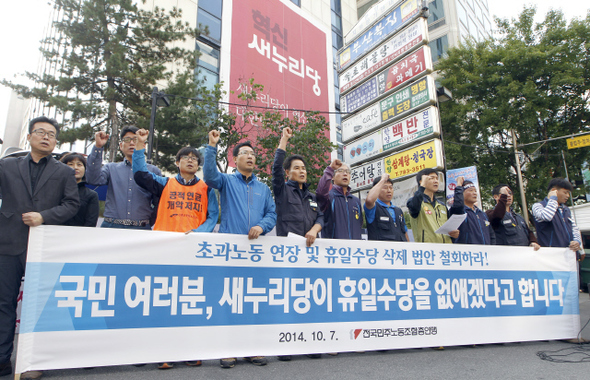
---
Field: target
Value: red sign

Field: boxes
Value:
[229,0,330,135]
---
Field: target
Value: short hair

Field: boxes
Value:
[60,153,87,169]
[547,178,573,192]
[462,180,474,188]
[29,116,60,135]
[415,168,438,185]
[284,154,307,171]
[232,141,254,158]
[492,184,511,196]
[372,175,394,187]
[119,125,139,139]
[175,147,202,166]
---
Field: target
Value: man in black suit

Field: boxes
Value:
[0,116,79,378]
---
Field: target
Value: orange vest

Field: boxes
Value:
[153,177,209,232]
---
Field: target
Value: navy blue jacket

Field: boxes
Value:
[453,204,495,245]
[272,149,323,237]
[317,166,362,240]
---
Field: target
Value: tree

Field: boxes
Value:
[147,75,236,173]
[436,8,590,211]
[2,0,200,161]
[254,111,335,191]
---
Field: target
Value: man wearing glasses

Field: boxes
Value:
[317,159,363,239]
[0,116,79,379]
[486,184,540,250]
[131,128,218,235]
[86,126,162,229]
[204,130,276,368]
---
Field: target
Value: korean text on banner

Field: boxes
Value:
[16,226,580,373]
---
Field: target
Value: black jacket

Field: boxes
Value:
[272,149,323,237]
[64,181,99,227]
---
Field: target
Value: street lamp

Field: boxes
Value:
[148,87,171,160]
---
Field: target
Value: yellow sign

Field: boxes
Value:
[567,134,590,150]
[384,140,443,180]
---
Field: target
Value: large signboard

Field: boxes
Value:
[344,0,400,45]
[380,76,436,123]
[338,0,421,71]
[341,46,432,114]
[344,130,384,166]
[17,226,580,373]
[350,158,385,191]
[227,0,331,132]
[384,139,444,181]
[382,106,440,151]
[340,18,428,94]
[342,76,436,143]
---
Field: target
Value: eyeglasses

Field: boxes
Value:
[238,151,256,157]
[180,155,199,162]
[31,129,56,139]
[121,137,138,143]
[335,168,351,174]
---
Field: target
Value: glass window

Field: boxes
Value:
[427,0,445,23]
[198,0,222,17]
[331,11,342,31]
[198,10,221,42]
[428,35,449,63]
[331,0,341,15]
[196,67,219,93]
[196,41,219,73]
[290,0,301,6]
[332,30,343,49]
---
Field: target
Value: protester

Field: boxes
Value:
[132,128,218,235]
[86,126,162,229]
[272,127,323,246]
[532,178,583,254]
[452,180,494,245]
[317,159,362,240]
[204,130,276,368]
[486,184,540,250]
[406,169,463,243]
[0,116,79,380]
[60,153,99,227]
[364,174,409,242]
[272,126,323,361]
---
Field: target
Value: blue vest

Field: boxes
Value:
[322,188,363,240]
[367,203,407,242]
[533,198,573,247]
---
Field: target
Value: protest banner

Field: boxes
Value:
[16,226,580,373]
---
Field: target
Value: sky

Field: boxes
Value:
[0,0,587,145]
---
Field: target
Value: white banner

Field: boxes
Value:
[17,226,580,373]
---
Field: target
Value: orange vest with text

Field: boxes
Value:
[153,178,209,232]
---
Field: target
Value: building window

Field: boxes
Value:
[427,0,446,31]
[429,35,449,63]
[290,0,301,6]
[196,1,222,90]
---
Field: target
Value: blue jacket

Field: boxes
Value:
[204,145,276,235]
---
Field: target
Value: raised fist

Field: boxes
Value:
[209,130,221,146]
[136,128,149,144]
[282,127,293,140]
[95,131,109,149]
[330,159,342,170]
[456,176,464,187]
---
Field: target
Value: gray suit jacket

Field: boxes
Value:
[0,154,80,256]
